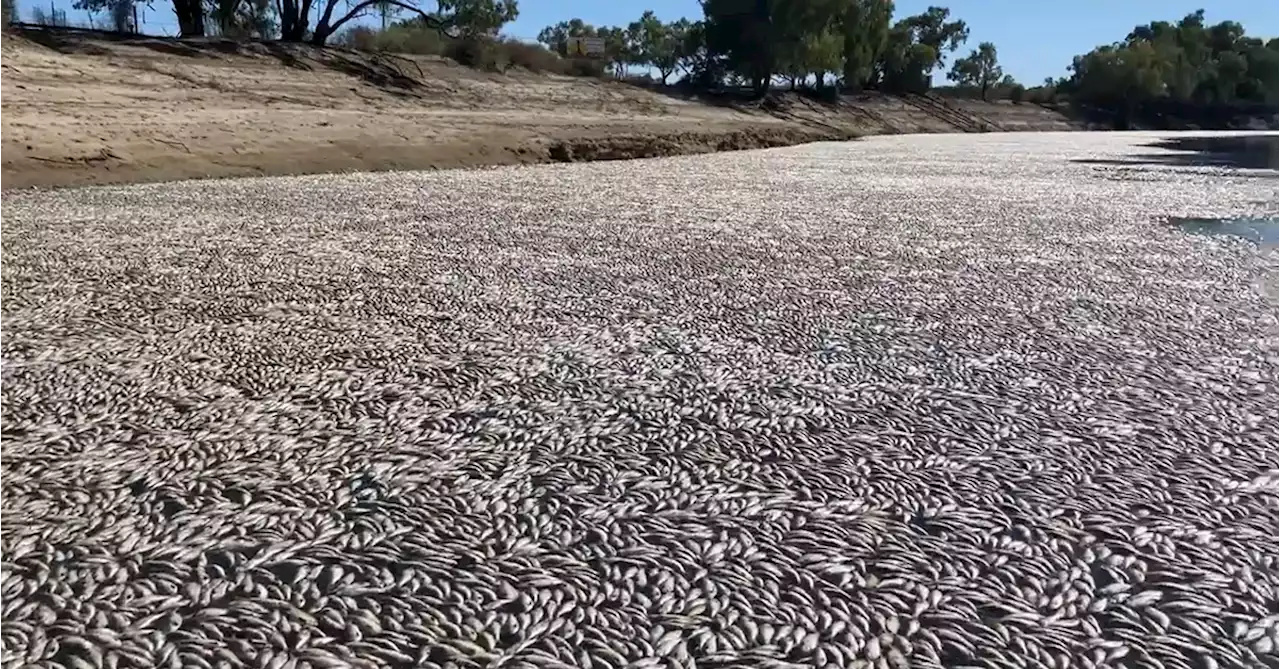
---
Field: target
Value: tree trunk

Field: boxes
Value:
[173,0,205,36]
[753,74,770,97]
[280,0,315,42]
[281,20,306,41]
[279,0,303,40]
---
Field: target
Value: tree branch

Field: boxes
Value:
[318,0,452,42]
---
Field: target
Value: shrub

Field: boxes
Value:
[335,24,605,78]
[335,21,448,56]
[380,22,447,55]
[563,57,607,78]
[1009,84,1026,104]
[494,37,562,73]
[337,25,382,51]
[443,36,494,68]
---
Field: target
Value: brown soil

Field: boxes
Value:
[0,27,1077,189]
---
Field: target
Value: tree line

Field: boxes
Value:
[47,0,514,43]
[13,0,1277,110]
[533,1,989,96]
[533,2,1277,110]
[1059,10,1278,110]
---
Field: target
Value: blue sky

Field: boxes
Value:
[19,0,1280,84]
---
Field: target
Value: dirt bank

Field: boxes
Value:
[1,27,1077,189]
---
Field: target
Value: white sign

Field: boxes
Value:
[567,36,606,57]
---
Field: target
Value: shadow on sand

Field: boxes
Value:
[1073,134,1279,170]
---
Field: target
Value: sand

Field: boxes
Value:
[0,27,1076,188]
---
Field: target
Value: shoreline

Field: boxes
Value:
[1,30,1075,190]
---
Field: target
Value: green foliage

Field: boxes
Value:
[596,25,636,75]
[878,23,936,93]
[873,6,966,94]
[445,35,561,72]
[675,20,718,84]
[1069,41,1168,107]
[540,12,706,85]
[345,0,1276,119]
[338,19,445,53]
[449,0,518,37]
[338,20,568,74]
[772,0,842,87]
[284,0,516,45]
[535,17,638,76]
[373,0,398,30]
[948,41,1001,99]
[897,5,968,69]
[700,0,782,94]
[1067,9,1278,108]
[840,0,892,90]
[627,11,688,83]
[206,0,275,37]
[799,27,843,88]
[536,18,596,55]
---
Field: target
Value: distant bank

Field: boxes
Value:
[0,28,1089,189]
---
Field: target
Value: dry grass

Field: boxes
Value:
[334,24,601,76]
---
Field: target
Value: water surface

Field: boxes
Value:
[1169,215,1279,246]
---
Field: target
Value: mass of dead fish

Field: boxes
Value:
[1,132,1276,669]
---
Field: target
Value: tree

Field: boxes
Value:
[75,0,201,34]
[374,0,399,30]
[701,0,782,95]
[629,12,689,84]
[278,0,517,45]
[868,6,965,94]
[172,0,205,34]
[770,0,842,89]
[537,17,595,55]
[109,0,135,31]
[1066,7,1278,112]
[897,5,968,71]
[699,0,852,95]
[675,20,718,85]
[802,27,843,90]
[662,19,695,82]
[840,0,893,91]
[1008,83,1024,103]
[1237,38,1279,102]
[1068,41,1168,126]
[206,0,275,37]
[948,41,1002,100]
[877,21,936,93]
